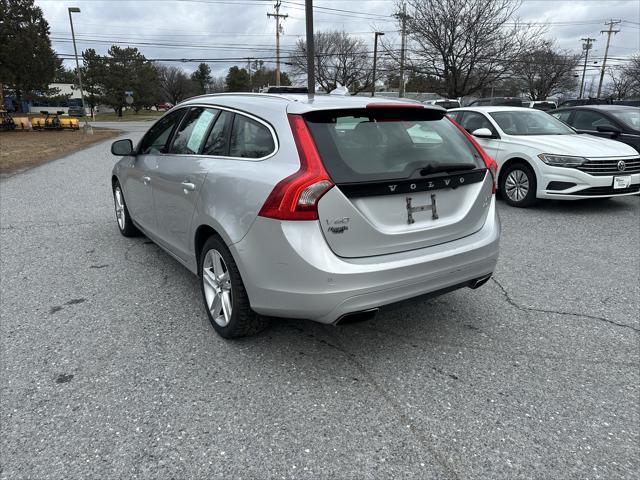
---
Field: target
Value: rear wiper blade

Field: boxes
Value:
[419,163,477,176]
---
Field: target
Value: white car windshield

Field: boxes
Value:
[490,110,576,136]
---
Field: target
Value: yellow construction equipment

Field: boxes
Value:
[59,116,80,130]
[0,110,16,131]
[12,116,30,130]
[32,111,79,130]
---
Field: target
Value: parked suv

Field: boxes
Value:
[468,97,523,107]
[111,94,500,337]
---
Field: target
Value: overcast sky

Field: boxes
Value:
[36,0,640,86]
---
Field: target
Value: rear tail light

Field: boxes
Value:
[258,114,334,220]
[448,117,498,194]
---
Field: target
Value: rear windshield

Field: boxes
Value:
[304,108,484,183]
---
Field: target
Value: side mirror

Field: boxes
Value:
[596,125,621,136]
[471,127,495,139]
[111,139,135,156]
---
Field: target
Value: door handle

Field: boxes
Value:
[181,181,196,192]
[142,176,151,185]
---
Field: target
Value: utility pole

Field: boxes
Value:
[371,32,385,97]
[597,19,620,98]
[305,0,315,98]
[397,3,408,98]
[247,57,253,91]
[579,37,595,99]
[267,1,288,87]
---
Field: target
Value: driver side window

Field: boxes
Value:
[572,111,616,131]
[138,109,186,154]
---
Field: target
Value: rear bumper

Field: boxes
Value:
[231,199,500,324]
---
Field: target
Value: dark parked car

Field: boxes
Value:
[549,105,640,153]
[522,101,557,111]
[557,98,613,108]
[614,100,640,107]
[468,97,523,107]
[425,99,461,109]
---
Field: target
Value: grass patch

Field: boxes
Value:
[0,128,120,176]
[90,110,164,122]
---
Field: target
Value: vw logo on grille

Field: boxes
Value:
[617,160,626,171]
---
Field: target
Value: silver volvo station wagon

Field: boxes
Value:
[111,94,500,338]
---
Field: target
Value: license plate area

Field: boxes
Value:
[406,193,438,224]
[613,175,631,189]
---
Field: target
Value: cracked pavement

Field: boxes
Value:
[1,127,639,479]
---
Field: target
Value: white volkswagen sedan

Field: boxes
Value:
[448,106,640,207]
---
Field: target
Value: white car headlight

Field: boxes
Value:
[538,154,587,167]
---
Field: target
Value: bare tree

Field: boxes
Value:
[289,31,373,94]
[156,64,194,105]
[513,41,580,100]
[396,0,543,98]
[606,65,636,100]
[608,54,640,99]
[209,76,225,93]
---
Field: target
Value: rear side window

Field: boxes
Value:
[202,110,233,156]
[139,109,186,154]
[304,108,483,183]
[229,114,275,158]
[169,107,219,154]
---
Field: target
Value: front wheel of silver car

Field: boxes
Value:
[500,163,537,208]
[199,236,268,338]
[113,181,140,237]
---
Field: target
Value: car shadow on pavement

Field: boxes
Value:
[497,196,639,214]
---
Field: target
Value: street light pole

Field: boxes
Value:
[371,32,384,97]
[68,7,91,132]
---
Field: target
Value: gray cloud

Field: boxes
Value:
[37,0,639,83]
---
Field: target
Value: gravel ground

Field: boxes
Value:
[1,129,638,479]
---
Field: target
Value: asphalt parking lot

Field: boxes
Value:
[1,126,638,479]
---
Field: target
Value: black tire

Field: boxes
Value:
[112,181,141,237]
[499,162,537,208]
[199,236,268,338]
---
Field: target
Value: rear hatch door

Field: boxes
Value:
[306,106,493,258]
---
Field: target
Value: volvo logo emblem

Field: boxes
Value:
[617,160,626,171]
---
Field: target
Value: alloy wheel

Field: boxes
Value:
[202,249,233,327]
[114,187,125,230]
[505,169,529,203]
